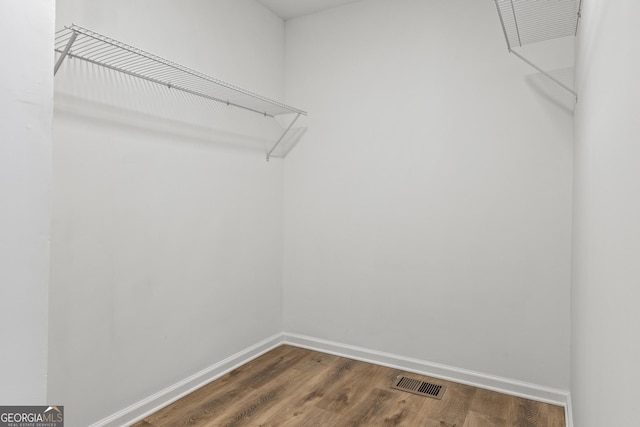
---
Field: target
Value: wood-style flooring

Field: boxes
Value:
[132,345,565,426]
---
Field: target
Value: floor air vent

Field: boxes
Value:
[391,376,446,400]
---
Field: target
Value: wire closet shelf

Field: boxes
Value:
[54,24,307,160]
[493,0,582,97]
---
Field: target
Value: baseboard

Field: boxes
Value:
[89,332,573,427]
[89,333,284,427]
[565,393,574,427]
[283,333,571,409]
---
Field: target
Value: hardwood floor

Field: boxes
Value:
[132,345,565,426]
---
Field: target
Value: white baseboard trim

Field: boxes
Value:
[565,393,574,427]
[283,333,571,409]
[89,333,284,427]
[89,332,573,427]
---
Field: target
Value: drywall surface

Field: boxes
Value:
[283,0,573,390]
[50,1,285,425]
[0,0,54,404]
[572,1,640,425]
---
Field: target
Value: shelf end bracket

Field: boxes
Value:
[54,31,78,76]
[266,112,301,161]
[509,49,577,99]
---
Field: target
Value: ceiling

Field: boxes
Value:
[256,0,362,20]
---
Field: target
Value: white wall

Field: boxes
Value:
[0,0,54,404]
[283,0,573,390]
[572,1,640,425]
[49,1,286,425]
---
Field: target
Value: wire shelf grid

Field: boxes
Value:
[54,24,307,118]
[495,0,582,49]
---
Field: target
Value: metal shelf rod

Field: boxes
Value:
[64,51,278,117]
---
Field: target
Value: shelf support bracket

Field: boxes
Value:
[54,31,78,76]
[267,113,301,161]
[509,49,577,99]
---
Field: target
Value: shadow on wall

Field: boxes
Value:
[276,126,308,158]
[54,59,305,157]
